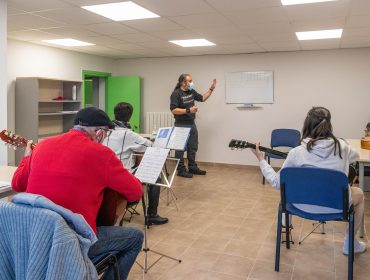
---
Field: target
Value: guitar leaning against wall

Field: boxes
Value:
[0,129,126,226]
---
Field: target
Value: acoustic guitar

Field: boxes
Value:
[229,138,357,184]
[0,129,126,226]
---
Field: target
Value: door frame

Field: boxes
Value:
[82,70,112,110]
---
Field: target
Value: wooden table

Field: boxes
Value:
[347,139,370,238]
[0,165,17,199]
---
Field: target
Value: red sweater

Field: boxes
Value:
[12,130,142,232]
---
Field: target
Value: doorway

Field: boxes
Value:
[82,70,111,111]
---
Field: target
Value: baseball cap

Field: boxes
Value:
[73,107,115,129]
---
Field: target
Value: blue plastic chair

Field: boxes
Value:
[263,129,301,184]
[275,167,354,280]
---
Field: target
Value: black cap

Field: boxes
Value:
[73,107,115,129]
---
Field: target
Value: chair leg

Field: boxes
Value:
[275,204,283,272]
[285,212,291,249]
[113,258,120,280]
[348,213,354,280]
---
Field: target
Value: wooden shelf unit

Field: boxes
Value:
[15,77,82,164]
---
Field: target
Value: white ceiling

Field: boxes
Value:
[6,0,370,59]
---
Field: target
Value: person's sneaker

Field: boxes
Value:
[342,238,367,255]
[189,168,207,175]
[148,214,169,225]
[177,170,193,178]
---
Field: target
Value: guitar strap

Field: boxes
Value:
[107,122,128,162]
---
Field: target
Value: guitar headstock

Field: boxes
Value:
[0,129,28,150]
[229,139,252,150]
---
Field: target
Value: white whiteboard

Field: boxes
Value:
[225,71,274,104]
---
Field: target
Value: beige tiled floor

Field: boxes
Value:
[125,165,370,280]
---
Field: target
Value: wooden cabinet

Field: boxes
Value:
[15,77,82,164]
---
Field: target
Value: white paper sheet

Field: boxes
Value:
[153,127,173,148]
[0,181,11,189]
[134,147,170,184]
[166,127,191,151]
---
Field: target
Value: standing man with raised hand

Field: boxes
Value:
[170,74,216,178]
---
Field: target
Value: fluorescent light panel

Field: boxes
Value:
[82,1,159,21]
[281,0,336,5]
[42,38,94,46]
[296,29,343,40]
[169,39,215,47]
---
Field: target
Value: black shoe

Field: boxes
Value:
[177,170,193,178]
[148,214,169,225]
[189,168,207,175]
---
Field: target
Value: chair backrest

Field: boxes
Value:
[280,167,349,214]
[270,129,301,148]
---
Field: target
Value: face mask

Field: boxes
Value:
[188,82,194,91]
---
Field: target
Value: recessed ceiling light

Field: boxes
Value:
[169,39,216,47]
[296,29,343,40]
[281,0,336,5]
[81,1,160,21]
[42,39,95,47]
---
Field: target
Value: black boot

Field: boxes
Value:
[177,170,193,178]
[189,167,206,175]
[148,214,169,225]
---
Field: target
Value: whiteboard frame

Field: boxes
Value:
[225,70,274,105]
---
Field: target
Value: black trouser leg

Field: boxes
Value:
[187,124,198,170]
[174,123,198,171]
[147,184,160,216]
[175,150,186,172]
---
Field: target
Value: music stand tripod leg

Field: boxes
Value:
[138,184,182,274]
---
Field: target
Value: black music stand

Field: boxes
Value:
[132,147,182,274]
[136,183,181,273]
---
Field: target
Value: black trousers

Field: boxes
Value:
[174,123,198,171]
[147,184,160,216]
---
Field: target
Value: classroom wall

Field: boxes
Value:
[6,39,114,165]
[0,0,7,165]
[113,48,370,166]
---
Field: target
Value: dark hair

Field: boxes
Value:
[174,74,190,90]
[366,122,370,130]
[301,106,342,158]
[114,102,133,123]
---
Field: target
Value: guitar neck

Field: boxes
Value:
[0,129,36,150]
[229,139,288,158]
[247,143,288,158]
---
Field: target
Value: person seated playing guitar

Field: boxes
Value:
[104,102,168,225]
[250,107,366,256]
[12,107,143,280]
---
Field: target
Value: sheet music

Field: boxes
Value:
[0,181,11,189]
[167,127,191,151]
[134,147,170,184]
[153,127,173,148]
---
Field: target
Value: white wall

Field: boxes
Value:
[113,48,370,166]
[0,0,7,165]
[7,39,114,165]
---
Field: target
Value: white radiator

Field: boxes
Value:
[145,112,174,133]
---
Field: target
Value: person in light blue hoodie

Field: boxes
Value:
[251,106,365,256]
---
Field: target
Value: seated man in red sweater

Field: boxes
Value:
[12,107,143,280]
